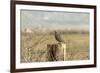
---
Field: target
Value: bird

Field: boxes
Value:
[54,31,65,43]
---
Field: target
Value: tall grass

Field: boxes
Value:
[21,32,89,63]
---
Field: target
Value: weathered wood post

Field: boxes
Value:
[61,43,67,61]
[47,43,66,61]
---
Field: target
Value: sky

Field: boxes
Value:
[20,9,90,31]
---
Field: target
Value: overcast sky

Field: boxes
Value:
[20,9,90,31]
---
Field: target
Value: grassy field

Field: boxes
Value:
[21,31,89,63]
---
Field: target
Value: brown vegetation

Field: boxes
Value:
[21,30,89,63]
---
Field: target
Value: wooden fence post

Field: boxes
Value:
[47,43,66,61]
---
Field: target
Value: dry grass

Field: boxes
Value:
[20,32,89,63]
